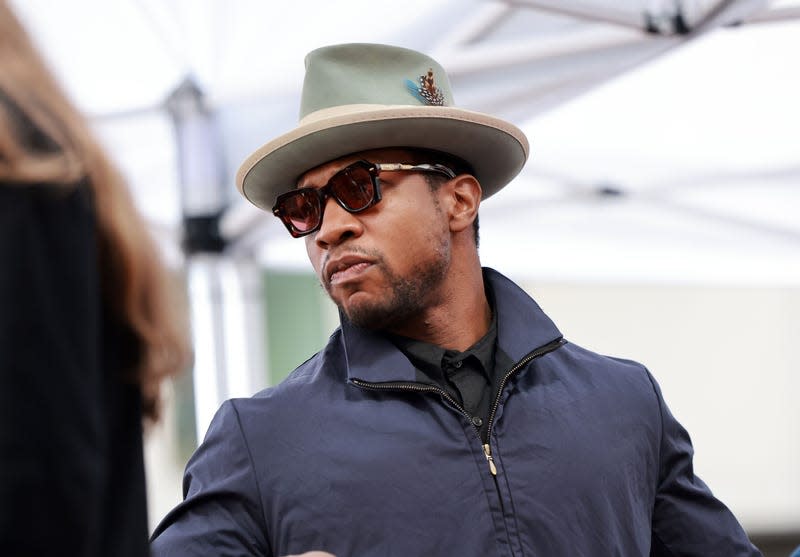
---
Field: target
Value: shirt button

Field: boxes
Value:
[454,360,463,368]
[471,416,483,427]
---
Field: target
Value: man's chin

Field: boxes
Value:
[339,297,395,331]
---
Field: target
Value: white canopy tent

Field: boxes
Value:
[11,0,800,539]
[12,0,800,285]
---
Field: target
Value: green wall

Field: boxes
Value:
[263,270,338,385]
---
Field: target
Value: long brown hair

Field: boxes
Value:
[0,1,192,421]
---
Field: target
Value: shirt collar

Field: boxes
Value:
[387,308,497,384]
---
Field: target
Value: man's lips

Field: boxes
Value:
[325,255,374,286]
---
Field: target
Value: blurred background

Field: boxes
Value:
[12,0,799,554]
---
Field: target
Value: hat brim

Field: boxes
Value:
[236,105,529,211]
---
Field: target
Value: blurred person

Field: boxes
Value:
[151,44,760,556]
[0,2,191,555]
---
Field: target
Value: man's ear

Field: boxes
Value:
[445,174,481,234]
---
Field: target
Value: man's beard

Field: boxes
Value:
[325,240,450,332]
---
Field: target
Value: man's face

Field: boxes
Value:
[297,148,452,331]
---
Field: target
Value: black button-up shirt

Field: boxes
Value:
[388,294,513,442]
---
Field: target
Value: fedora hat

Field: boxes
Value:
[236,43,529,211]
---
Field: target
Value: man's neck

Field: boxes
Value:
[386,268,491,352]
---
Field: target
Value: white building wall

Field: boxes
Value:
[522,280,800,533]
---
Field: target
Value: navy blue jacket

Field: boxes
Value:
[151,268,760,556]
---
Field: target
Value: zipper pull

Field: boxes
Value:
[483,443,497,476]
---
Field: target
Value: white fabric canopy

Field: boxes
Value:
[12,0,800,284]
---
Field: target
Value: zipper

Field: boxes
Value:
[484,337,566,443]
[482,444,498,475]
[479,337,565,476]
[352,336,566,476]
[350,380,470,419]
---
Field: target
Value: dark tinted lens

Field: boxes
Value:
[280,189,321,233]
[329,165,375,210]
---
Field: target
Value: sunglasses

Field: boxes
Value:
[272,160,456,238]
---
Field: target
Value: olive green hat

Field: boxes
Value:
[236,43,529,211]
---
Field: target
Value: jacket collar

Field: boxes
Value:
[340,267,562,384]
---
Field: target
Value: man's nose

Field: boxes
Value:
[314,196,363,249]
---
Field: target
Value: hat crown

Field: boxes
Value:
[299,43,455,119]
[236,42,529,212]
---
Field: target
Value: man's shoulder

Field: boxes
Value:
[558,340,649,373]
[548,340,659,398]
[234,327,347,409]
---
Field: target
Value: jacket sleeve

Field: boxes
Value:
[646,372,762,557]
[150,400,271,556]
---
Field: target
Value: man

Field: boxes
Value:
[151,43,761,556]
